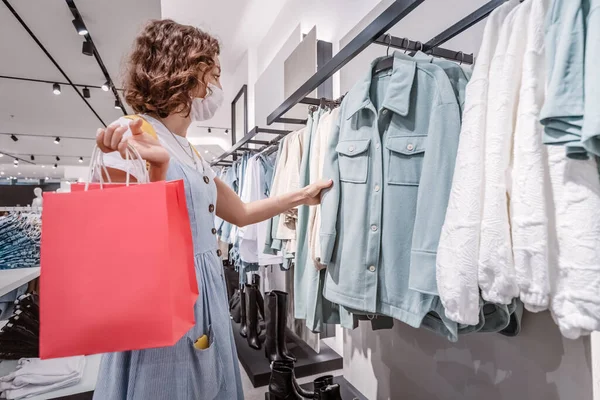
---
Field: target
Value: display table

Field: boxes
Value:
[0,355,100,400]
[0,267,40,297]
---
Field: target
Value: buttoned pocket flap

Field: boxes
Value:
[336,139,371,184]
[336,139,371,157]
[385,136,426,155]
[386,136,426,186]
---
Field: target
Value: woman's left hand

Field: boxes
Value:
[301,179,334,206]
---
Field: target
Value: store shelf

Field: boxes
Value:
[0,267,40,297]
[0,355,101,400]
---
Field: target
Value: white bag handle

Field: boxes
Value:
[85,143,150,191]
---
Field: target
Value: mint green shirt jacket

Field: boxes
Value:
[319,52,462,338]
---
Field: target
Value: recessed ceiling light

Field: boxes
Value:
[41,165,45,168]
[0,172,4,175]
[53,83,61,95]
[0,154,3,158]
[101,81,110,91]
[204,150,208,154]
[72,18,88,36]
[54,137,60,144]
[17,172,21,175]
[45,176,49,180]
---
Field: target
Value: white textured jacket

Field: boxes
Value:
[436,0,520,325]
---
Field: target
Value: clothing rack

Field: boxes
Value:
[210,127,291,166]
[266,0,506,126]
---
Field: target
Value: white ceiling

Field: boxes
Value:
[0,0,243,179]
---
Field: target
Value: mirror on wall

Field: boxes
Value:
[231,85,248,146]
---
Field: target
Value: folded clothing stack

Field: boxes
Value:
[0,356,85,400]
[0,294,39,360]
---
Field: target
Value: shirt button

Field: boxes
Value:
[374,184,380,192]
[382,109,388,115]
[407,144,414,151]
[371,225,378,232]
[376,143,380,149]
[203,176,210,184]
[208,204,215,213]
[211,228,217,234]
[348,145,355,152]
[368,265,376,272]
[216,249,222,257]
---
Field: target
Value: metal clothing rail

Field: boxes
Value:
[266,0,505,126]
[210,127,291,166]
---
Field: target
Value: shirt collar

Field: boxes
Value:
[344,51,417,120]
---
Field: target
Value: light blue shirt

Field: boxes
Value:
[319,52,462,340]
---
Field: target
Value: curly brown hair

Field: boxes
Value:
[124,19,220,118]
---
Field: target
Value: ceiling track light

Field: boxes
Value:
[10,134,18,142]
[114,100,121,109]
[101,81,110,92]
[79,157,83,163]
[72,18,88,36]
[53,83,61,95]
[225,129,229,134]
[82,40,94,56]
[30,155,35,161]
[208,128,212,133]
[56,156,60,162]
[53,164,57,169]
[83,87,90,98]
[54,137,60,144]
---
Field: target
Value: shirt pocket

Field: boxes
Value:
[336,139,371,183]
[386,136,426,186]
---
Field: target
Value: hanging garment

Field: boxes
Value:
[264,138,286,258]
[478,0,532,306]
[549,145,600,339]
[95,120,244,400]
[540,0,587,159]
[320,52,463,341]
[582,0,600,156]
[308,109,339,270]
[436,0,521,325]
[509,0,552,313]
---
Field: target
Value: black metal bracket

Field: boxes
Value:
[373,35,474,64]
[210,127,291,166]
[266,0,424,125]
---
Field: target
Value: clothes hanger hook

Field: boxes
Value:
[403,38,410,54]
[456,51,464,65]
[416,41,423,52]
[385,34,392,56]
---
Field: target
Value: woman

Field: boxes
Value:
[93,20,331,400]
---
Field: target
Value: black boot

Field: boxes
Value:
[272,360,314,398]
[317,384,342,400]
[267,362,306,400]
[265,291,296,362]
[239,285,248,338]
[245,284,262,350]
[313,375,334,395]
[251,274,265,321]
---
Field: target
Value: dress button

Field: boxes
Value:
[368,265,376,272]
[371,225,378,232]
[208,204,215,213]
[407,144,414,151]
[376,143,380,149]
[211,228,217,234]
[203,176,210,184]
[348,145,355,152]
[382,109,388,115]
[216,249,222,257]
[374,184,380,192]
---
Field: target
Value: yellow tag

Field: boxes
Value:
[193,334,209,350]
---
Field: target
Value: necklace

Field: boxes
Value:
[161,122,204,174]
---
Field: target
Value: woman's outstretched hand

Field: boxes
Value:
[96,118,170,168]
[301,179,334,206]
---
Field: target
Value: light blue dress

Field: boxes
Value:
[93,155,244,400]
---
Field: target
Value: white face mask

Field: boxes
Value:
[190,83,224,121]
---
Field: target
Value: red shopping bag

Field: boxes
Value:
[39,179,197,359]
